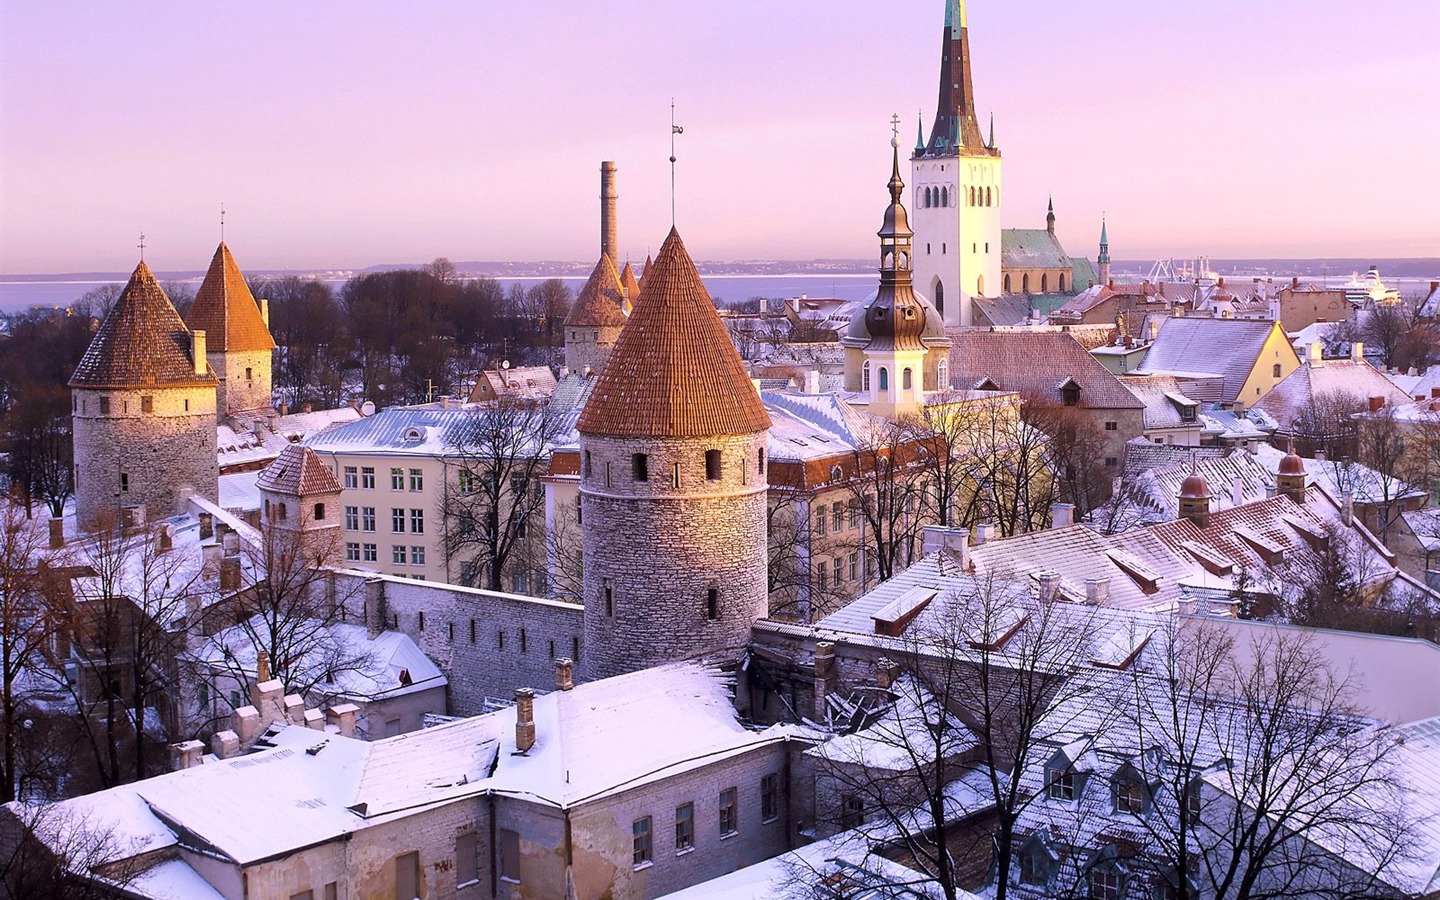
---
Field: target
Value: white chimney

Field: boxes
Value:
[1050,503,1075,529]
[259,297,270,328]
[1351,341,1365,364]
[804,370,821,394]
[1037,572,1060,604]
[1231,476,1244,508]
[1308,342,1324,368]
[192,329,207,374]
[1084,577,1109,606]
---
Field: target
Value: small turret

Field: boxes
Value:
[1098,218,1111,286]
[1178,453,1212,527]
[1276,440,1308,503]
[1046,196,1056,236]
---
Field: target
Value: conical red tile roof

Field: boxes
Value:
[185,242,276,352]
[564,255,628,327]
[256,443,342,496]
[618,261,641,306]
[70,261,217,389]
[578,229,770,439]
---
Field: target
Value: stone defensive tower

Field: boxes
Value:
[70,260,219,531]
[576,228,772,680]
[256,443,345,568]
[184,242,276,417]
[564,255,629,377]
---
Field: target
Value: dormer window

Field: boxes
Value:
[403,427,423,442]
[1061,380,1081,407]
[1113,776,1145,815]
[1046,767,1076,801]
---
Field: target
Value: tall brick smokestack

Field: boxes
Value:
[601,161,619,265]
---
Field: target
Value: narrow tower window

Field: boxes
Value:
[706,587,719,620]
[758,449,765,475]
[878,368,889,392]
[705,450,722,481]
[632,454,649,482]
[604,579,614,616]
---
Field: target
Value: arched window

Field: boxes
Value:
[878,367,889,392]
[969,187,977,206]
[862,361,872,392]
[902,368,914,391]
[1060,273,1067,292]
[1272,363,1282,378]
[937,359,949,389]
[1004,274,1012,293]
[1022,274,1031,293]
[933,279,945,316]
[278,502,288,521]
[986,187,992,206]
[977,274,985,296]
[1041,274,1049,293]
[757,449,765,475]
[941,186,949,207]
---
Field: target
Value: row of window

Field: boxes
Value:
[343,466,424,491]
[815,552,869,593]
[915,185,998,209]
[342,506,424,534]
[599,578,723,622]
[814,500,861,536]
[585,449,765,487]
[1003,272,1069,294]
[75,395,196,415]
[343,543,427,566]
[632,775,781,869]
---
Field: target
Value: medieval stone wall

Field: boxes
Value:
[564,324,622,378]
[210,348,272,415]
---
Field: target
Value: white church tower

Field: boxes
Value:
[910,0,1002,327]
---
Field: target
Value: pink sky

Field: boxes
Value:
[2,1,1437,273]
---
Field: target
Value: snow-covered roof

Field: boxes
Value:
[217,407,362,470]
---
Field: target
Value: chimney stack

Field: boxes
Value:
[1368,395,1386,413]
[257,650,271,684]
[555,657,574,692]
[813,642,836,723]
[1351,341,1365,364]
[600,161,619,265]
[514,688,536,753]
[1037,572,1061,604]
[1309,342,1324,368]
[1050,503,1075,529]
[1084,577,1110,606]
[192,330,207,374]
[259,297,270,328]
[170,740,205,771]
[1341,491,1354,527]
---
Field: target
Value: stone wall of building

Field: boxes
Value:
[580,432,769,680]
[334,572,584,715]
[73,385,218,530]
[210,348,272,416]
[565,324,623,378]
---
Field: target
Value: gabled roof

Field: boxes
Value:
[972,294,1033,327]
[1255,359,1411,429]
[618,261,641,307]
[69,260,218,389]
[1138,317,1288,402]
[1001,228,1071,270]
[256,443,343,496]
[1116,374,1200,431]
[184,243,276,352]
[578,228,771,438]
[946,331,1142,409]
[564,255,628,328]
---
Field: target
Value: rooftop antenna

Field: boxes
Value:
[137,231,146,262]
[220,203,226,242]
[669,100,684,227]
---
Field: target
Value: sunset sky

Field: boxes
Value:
[2,1,1437,273]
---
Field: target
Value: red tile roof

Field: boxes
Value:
[564,256,628,328]
[946,330,1142,409]
[618,261,641,307]
[70,261,218,389]
[185,243,276,352]
[578,229,771,439]
[255,443,342,496]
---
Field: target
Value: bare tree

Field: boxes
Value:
[0,508,62,803]
[842,419,933,584]
[949,394,1056,537]
[0,801,142,899]
[442,398,567,592]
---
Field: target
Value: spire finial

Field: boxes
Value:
[669,100,684,228]
[890,113,901,146]
[137,231,146,262]
[915,111,926,154]
[988,111,995,149]
[220,203,226,242]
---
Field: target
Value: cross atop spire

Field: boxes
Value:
[137,232,146,262]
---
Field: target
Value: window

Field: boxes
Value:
[396,851,420,900]
[758,449,765,475]
[277,502,288,521]
[1105,457,1118,468]
[198,680,210,709]
[324,884,337,900]
[632,816,653,867]
[902,367,913,391]
[140,395,153,413]
[1114,778,1144,814]
[1105,421,1118,431]
[849,552,859,581]
[499,829,520,883]
[816,564,828,592]
[1047,767,1076,801]
[815,506,826,537]
[410,508,424,533]
[705,449,722,481]
[1185,780,1202,825]
[841,794,864,829]
[393,546,408,565]
[604,579,614,616]
[346,543,361,562]
[862,361,871,392]
[363,543,377,562]
[455,831,479,885]
[405,468,422,491]
[99,396,111,415]
[878,367,889,391]
[362,507,376,531]
[675,803,695,851]
[345,506,359,530]
[361,467,376,489]
[313,502,326,520]
[411,546,426,566]
[849,500,860,528]
[633,453,649,482]
[519,627,527,652]
[1019,847,1045,885]
[390,468,404,490]
[290,892,314,900]
[706,587,719,620]
[1089,869,1123,900]
[719,787,738,835]
[761,773,780,822]
[1273,363,1282,378]
[832,502,843,532]
[833,557,843,585]
[583,451,592,479]
[391,508,405,533]
[458,468,476,493]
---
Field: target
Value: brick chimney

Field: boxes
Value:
[1368,396,1386,413]
[555,657,574,692]
[514,688,536,754]
[813,642,837,722]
